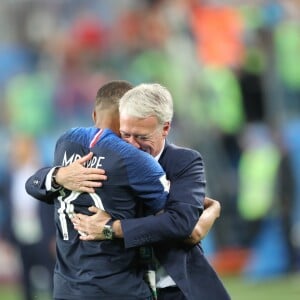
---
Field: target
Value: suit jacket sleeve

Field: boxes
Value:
[25,166,58,204]
[121,143,206,248]
[25,132,70,204]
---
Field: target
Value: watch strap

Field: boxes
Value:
[103,219,115,240]
[51,167,61,189]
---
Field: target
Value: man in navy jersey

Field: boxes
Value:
[26,81,170,300]
[27,82,229,299]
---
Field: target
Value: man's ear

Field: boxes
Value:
[162,121,171,137]
[92,110,96,123]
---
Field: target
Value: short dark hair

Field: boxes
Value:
[95,80,133,109]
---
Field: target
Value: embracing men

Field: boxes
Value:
[26,81,230,300]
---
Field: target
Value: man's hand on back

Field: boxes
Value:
[55,152,107,193]
[72,206,113,240]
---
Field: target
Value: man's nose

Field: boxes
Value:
[127,136,141,149]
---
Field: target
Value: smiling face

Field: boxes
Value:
[120,114,170,157]
[118,83,174,156]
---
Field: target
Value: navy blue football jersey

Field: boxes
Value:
[52,127,168,299]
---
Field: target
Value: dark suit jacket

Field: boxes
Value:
[25,141,230,299]
[121,141,231,299]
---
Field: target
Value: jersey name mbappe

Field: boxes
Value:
[62,151,105,168]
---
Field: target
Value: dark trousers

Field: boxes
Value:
[157,286,186,300]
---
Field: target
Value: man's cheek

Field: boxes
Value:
[140,146,150,154]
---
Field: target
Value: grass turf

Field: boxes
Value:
[223,273,300,300]
[0,273,299,300]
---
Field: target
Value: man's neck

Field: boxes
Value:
[95,120,119,135]
[154,139,165,161]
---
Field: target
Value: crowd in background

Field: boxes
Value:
[0,0,300,299]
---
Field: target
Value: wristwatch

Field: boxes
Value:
[102,221,115,240]
[51,167,61,189]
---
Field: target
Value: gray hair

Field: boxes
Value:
[119,83,173,125]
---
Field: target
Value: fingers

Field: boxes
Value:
[204,197,214,203]
[90,207,111,220]
[77,152,93,165]
[88,206,101,213]
[72,209,110,241]
[72,215,80,225]
[204,197,216,208]
[78,187,96,193]
[77,181,101,193]
[73,221,87,235]
[75,176,107,193]
[82,175,107,184]
[72,213,88,227]
[74,213,86,220]
[79,234,97,241]
[82,168,107,176]
[74,223,102,241]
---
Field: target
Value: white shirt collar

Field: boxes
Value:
[154,139,165,161]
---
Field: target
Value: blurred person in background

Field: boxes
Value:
[276,129,298,273]
[0,135,55,300]
[274,4,300,269]
[235,123,298,278]
[237,124,281,246]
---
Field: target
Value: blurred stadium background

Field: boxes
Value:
[0,0,300,299]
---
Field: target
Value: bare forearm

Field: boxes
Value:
[185,197,221,245]
[194,205,220,238]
